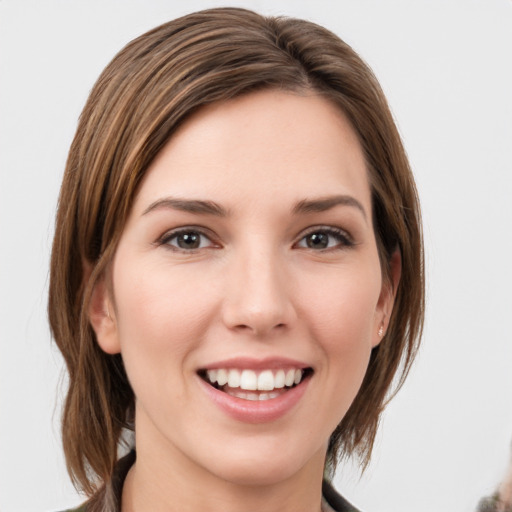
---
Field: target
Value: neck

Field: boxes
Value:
[121,416,327,512]
[123,464,325,512]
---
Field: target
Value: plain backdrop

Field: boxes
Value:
[1,1,511,511]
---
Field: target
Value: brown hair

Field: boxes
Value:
[49,6,424,500]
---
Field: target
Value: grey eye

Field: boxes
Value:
[165,230,213,250]
[305,232,329,249]
[296,228,352,250]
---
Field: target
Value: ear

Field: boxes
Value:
[372,248,402,347]
[88,273,121,355]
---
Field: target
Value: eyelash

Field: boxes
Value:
[158,227,219,252]
[158,225,354,253]
[294,226,354,251]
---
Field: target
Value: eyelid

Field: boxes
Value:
[294,225,355,249]
[155,224,354,251]
[157,225,220,250]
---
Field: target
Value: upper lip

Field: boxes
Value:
[198,356,311,371]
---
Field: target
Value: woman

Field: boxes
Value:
[49,7,424,512]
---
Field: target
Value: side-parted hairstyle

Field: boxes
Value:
[49,6,424,500]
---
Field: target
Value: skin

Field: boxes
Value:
[89,90,399,512]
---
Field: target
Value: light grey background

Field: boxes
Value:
[1,1,511,511]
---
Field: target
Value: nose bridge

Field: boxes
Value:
[223,238,293,335]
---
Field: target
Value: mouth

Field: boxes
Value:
[198,367,314,401]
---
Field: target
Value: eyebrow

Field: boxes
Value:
[142,198,228,217]
[293,195,367,221]
[142,194,367,220]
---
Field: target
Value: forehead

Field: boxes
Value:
[133,90,371,215]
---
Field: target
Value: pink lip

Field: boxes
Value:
[200,356,310,371]
[197,370,312,424]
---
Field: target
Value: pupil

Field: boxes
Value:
[307,233,328,249]
[178,232,200,249]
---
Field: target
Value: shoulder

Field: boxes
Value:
[322,480,362,512]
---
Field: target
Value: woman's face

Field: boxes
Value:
[93,90,394,486]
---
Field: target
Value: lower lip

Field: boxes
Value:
[198,375,311,424]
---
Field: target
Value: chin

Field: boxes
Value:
[200,440,325,488]
[212,459,303,488]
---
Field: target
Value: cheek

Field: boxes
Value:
[111,259,219,378]
[298,264,381,379]
[303,267,380,338]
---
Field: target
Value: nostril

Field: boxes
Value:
[233,322,287,334]
[233,324,251,331]
[221,290,295,335]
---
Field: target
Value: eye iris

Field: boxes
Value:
[177,232,200,249]
[307,232,328,249]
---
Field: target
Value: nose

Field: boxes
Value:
[221,245,296,337]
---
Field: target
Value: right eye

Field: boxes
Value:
[161,229,216,251]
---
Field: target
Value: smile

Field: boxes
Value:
[199,368,313,401]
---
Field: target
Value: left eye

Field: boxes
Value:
[162,230,214,250]
[296,228,352,250]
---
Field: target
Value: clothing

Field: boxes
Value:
[322,480,361,512]
[476,493,512,512]
[63,450,361,512]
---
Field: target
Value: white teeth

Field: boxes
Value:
[225,390,286,401]
[204,367,307,392]
[206,369,217,383]
[257,370,275,391]
[216,369,228,386]
[240,370,257,390]
[274,369,285,388]
[227,369,240,388]
[285,369,295,387]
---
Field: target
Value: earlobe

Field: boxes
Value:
[373,248,402,347]
[88,274,121,355]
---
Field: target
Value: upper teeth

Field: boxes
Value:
[206,368,303,391]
